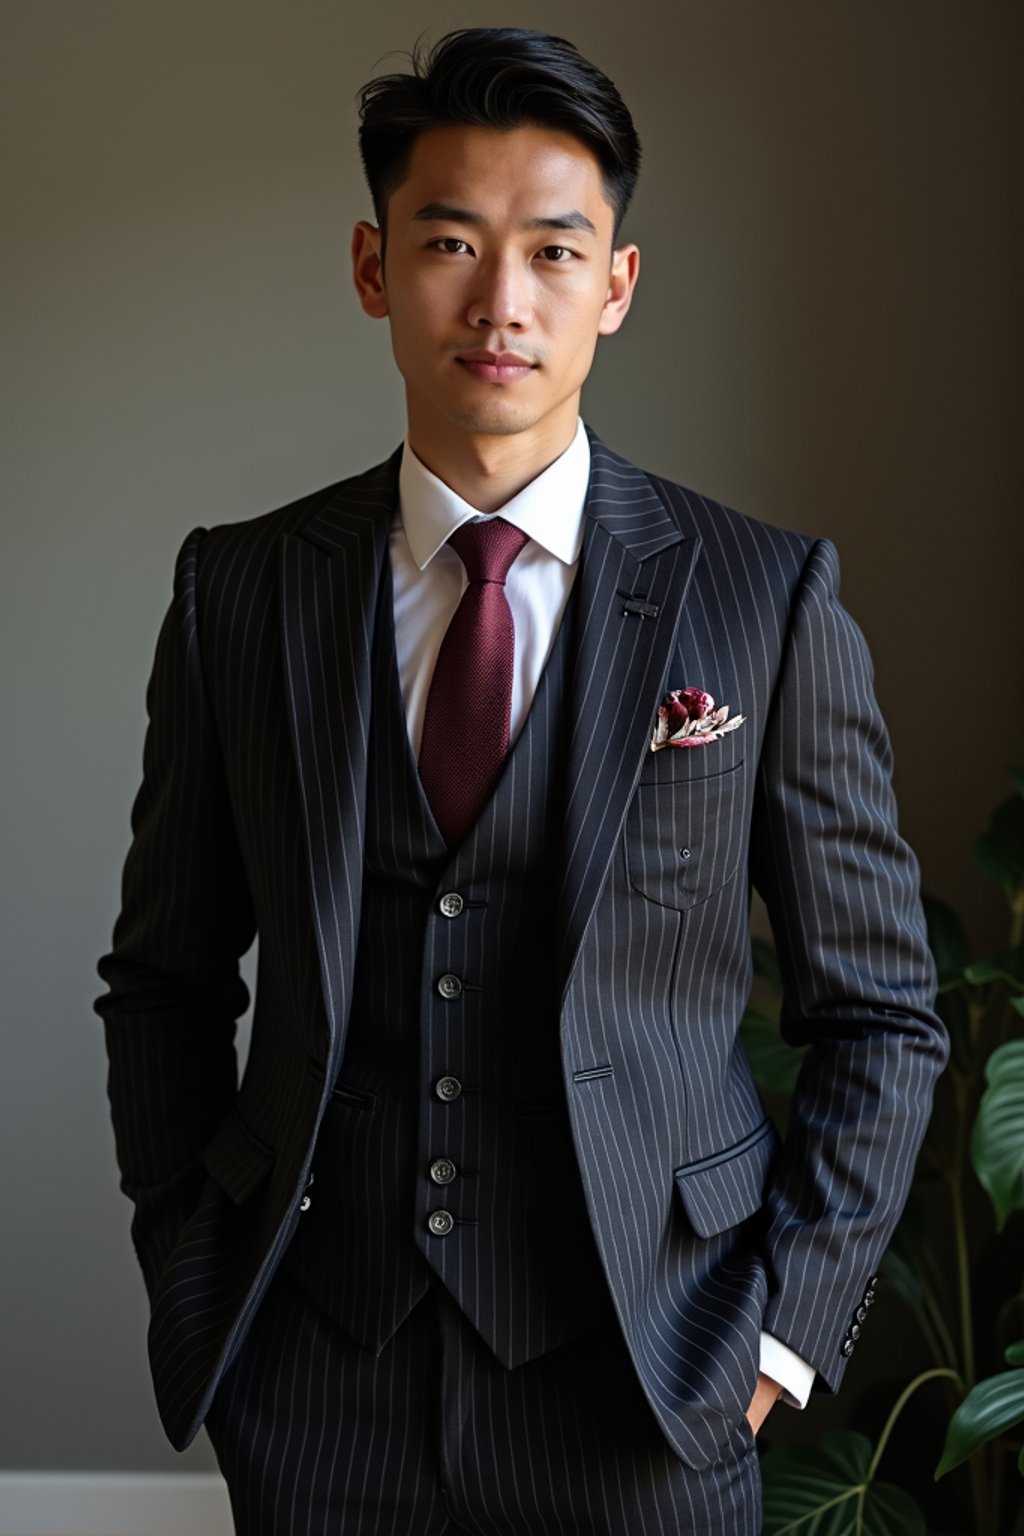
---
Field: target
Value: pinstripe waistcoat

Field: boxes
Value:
[282,555,610,1365]
[97,428,947,1471]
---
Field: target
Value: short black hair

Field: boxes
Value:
[357,28,641,244]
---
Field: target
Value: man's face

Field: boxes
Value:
[352,123,638,456]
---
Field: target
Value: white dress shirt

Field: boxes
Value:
[392,418,589,758]
[390,417,814,1412]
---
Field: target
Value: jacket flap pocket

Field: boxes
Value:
[202,1105,275,1205]
[673,1117,779,1239]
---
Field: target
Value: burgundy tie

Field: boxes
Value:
[419,517,530,846]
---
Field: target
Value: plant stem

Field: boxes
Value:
[949,1038,993,1529]
[950,1069,977,1392]
[866,1367,962,1480]
[921,1241,957,1362]
[1009,889,1024,950]
[951,1170,975,1390]
[996,983,1024,1048]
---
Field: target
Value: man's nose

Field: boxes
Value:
[466,258,532,331]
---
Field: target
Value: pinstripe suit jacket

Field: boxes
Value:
[97,428,946,1462]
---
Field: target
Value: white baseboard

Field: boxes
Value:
[0,1473,232,1536]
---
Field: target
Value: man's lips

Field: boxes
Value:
[455,351,537,383]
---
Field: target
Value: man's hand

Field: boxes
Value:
[746,1372,783,1434]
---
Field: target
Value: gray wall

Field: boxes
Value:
[2,0,1020,1473]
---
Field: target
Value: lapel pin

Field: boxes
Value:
[620,594,660,620]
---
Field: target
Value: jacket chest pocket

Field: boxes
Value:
[624,758,746,911]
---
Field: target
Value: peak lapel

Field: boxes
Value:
[280,452,398,1067]
[558,434,702,995]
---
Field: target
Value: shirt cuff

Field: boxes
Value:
[759,1331,815,1409]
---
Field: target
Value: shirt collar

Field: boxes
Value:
[398,418,590,571]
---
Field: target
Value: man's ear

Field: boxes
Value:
[352,221,388,318]
[598,243,640,337]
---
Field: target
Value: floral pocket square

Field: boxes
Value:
[650,688,745,751]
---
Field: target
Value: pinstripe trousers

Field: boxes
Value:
[204,1268,761,1535]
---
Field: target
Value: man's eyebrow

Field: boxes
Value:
[412,202,597,236]
[413,202,485,226]
[525,211,597,236]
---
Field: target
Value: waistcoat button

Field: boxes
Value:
[435,1075,462,1102]
[430,1157,457,1185]
[439,892,464,918]
[428,1209,454,1237]
[437,973,463,1000]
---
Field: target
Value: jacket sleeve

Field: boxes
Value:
[95,527,256,1299]
[748,536,947,1391]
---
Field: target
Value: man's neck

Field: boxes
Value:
[406,408,580,514]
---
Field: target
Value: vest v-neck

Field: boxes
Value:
[373,552,577,857]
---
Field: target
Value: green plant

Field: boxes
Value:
[746,768,1024,1535]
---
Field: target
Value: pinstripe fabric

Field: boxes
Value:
[205,1271,760,1535]
[97,428,946,1482]
[282,548,608,1369]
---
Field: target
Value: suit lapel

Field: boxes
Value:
[558,432,702,994]
[280,451,398,1069]
[278,433,698,1035]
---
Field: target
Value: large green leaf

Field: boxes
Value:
[934,984,973,1076]
[976,793,1024,897]
[878,1235,924,1314]
[761,1430,926,1535]
[741,1006,804,1094]
[922,893,970,990]
[879,1207,963,1371]
[971,1039,1024,1228]
[963,947,1024,989]
[935,1363,1024,1478]
[878,1210,936,1314]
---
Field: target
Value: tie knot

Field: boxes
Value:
[449,517,530,586]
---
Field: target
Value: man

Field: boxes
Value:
[96,27,946,1536]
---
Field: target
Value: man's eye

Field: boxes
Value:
[539,245,575,262]
[431,238,471,255]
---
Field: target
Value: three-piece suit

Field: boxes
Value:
[97,428,946,1530]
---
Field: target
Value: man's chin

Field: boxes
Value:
[447,401,554,438]
[453,416,533,437]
